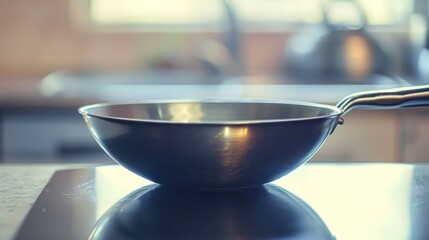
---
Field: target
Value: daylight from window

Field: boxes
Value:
[90,0,412,27]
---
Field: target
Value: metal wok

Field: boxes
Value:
[79,85,429,189]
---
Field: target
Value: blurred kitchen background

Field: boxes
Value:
[1,0,429,164]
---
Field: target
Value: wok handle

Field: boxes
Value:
[336,85,429,116]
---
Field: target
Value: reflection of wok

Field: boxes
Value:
[89,184,334,240]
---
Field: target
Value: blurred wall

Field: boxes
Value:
[0,0,409,82]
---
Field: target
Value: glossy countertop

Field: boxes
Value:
[0,164,92,240]
[3,163,429,240]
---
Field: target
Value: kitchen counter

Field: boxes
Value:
[0,75,412,109]
[0,164,94,240]
[2,163,429,239]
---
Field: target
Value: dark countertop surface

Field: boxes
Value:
[4,163,429,240]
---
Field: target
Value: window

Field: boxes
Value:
[90,0,222,26]
[88,0,413,28]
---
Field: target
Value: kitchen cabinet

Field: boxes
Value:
[0,106,108,163]
[402,108,429,163]
[312,111,401,162]
[312,108,429,163]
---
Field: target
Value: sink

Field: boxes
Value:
[39,70,410,104]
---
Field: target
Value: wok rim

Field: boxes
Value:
[78,99,341,125]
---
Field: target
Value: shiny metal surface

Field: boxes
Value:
[337,85,429,115]
[79,100,340,123]
[79,85,429,188]
[80,101,340,188]
[90,184,333,240]
[14,164,429,240]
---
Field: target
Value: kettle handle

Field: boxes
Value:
[322,0,368,29]
[336,85,429,116]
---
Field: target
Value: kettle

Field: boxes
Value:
[282,0,390,84]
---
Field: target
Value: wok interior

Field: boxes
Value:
[84,102,339,123]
